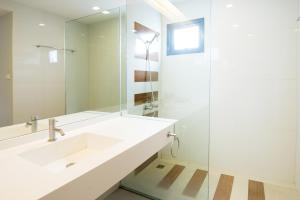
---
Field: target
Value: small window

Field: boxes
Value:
[49,50,58,63]
[167,18,204,56]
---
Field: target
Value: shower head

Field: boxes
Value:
[135,31,160,45]
[150,32,160,43]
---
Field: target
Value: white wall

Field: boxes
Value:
[211,0,298,186]
[159,0,211,168]
[0,12,12,127]
[66,16,120,113]
[88,18,120,112]
[65,21,89,114]
[0,0,66,124]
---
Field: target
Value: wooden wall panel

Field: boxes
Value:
[133,21,159,62]
[135,70,158,82]
[134,22,156,34]
[134,91,158,106]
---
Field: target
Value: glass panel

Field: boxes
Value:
[65,7,121,115]
[121,0,211,199]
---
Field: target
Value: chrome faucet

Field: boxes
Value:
[26,115,39,132]
[48,118,65,142]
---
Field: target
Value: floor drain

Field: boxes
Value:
[66,162,75,168]
[156,164,165,169]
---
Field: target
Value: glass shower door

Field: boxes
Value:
[121,0,211,199]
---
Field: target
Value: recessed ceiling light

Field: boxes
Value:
[92,6,100,11]
[226,4,233,8]
[102,10,110,15]
[39,23,45,27]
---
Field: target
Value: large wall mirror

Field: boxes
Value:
[0,0,126,141]
[65,8,122,114]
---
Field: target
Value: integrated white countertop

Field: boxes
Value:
[0,116,176,200]
[0,111,110,141]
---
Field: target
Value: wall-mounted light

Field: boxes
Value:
[92,6,100,11]
[39,23,45,27]
[102,10,110,15]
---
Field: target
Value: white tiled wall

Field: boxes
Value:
[65,16,120,114]
[210,0,298,186]
[65,21,89,114]
[88,18,120,111]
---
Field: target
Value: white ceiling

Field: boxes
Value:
[11,0,125,19]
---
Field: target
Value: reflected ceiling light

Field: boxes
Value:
[102,10,110,15]
[39,23,45,27]
[232,24,239,28]
[144,0,186,22]
[92,6,100,11]
[226,4,233,8]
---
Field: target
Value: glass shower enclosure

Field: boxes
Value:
[121,0,211,199]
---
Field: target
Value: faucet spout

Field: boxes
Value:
[26,115,39,132]
[54,128,65,136]
[48,118,65,142]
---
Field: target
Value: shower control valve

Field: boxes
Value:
[167,132,177,138]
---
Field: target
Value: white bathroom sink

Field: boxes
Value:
[19,133,122,173]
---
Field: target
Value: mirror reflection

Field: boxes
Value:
[0,0,124,141]
[65,8,120,114]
